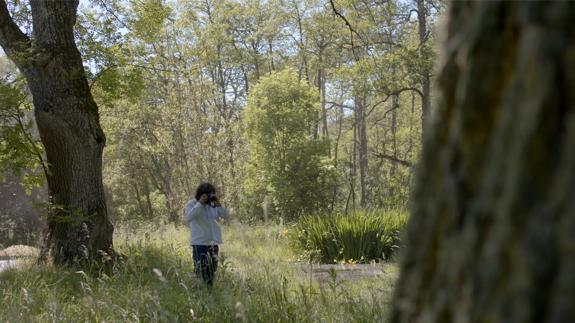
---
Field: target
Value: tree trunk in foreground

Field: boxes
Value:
[392,2,575,322]
[0,0,114,266]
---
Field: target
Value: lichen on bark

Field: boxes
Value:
[391,2,575,322]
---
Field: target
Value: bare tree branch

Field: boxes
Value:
[366,87,424,118]
[329,0,363,59]
[326,101,354,110]
[0,0,30,57]
[371,151,413,168]
[328,86,425,128]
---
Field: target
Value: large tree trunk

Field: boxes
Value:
[392,2,575,322]
[0,0,114,266]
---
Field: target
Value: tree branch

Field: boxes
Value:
[14,110,50,181]
[366,87,424,118]
[326,101,354,110]
[329,0,363,59]
[0,0,30,57]
[371,151,413,168]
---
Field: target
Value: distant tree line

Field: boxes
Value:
[85,0,441,222]
[0,0,442,228]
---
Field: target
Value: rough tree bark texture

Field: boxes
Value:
[0,0,114,266]
[391,2,575,322]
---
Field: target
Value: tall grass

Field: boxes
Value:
[0,223,397,322]
[290,210,408,263]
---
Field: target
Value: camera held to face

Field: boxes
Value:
[207,193,218,207]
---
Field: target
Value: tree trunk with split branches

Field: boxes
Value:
[0,0,115,266]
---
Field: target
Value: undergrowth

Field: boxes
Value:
[290,210,408,263]
[0,224,397,322]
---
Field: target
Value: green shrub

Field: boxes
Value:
[290,210,408,263]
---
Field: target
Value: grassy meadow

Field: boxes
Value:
[0,223,399,322]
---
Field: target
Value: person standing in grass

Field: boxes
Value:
[184,182,230,285]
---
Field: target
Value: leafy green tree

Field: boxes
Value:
[68,0,440,223]
[0,0,115,266]
[243,69,335,221]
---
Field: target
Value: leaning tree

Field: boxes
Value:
[0,0,114,265]
[391,1,575,322]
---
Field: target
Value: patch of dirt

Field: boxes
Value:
[298,262,399,282]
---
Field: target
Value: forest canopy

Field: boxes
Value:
[3,1,573,322]
[0,0,440,228]
[84,0,439,223]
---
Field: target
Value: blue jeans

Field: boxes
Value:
[192,245,219,285]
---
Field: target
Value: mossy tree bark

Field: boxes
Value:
[0,0,114,266]
[392,1,575,322]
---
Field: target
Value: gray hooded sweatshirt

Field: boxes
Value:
[184,199,230,246]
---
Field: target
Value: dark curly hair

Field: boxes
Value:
[195,182,216,201]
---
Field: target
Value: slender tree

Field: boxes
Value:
[0,0,114,265]
[415,0,430,133]
[392,1,575,322]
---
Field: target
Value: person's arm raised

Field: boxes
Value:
[184,200,203,223]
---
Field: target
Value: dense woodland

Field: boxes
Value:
[1,0,440,228]
[2,0,573,322]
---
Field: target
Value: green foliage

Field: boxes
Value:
[290,210,407,263]
[0,224,396,322]
[76,6,146,106]
[0,70,45,192]
[70,0,438,222]
[243,69,336,221]
[130,0,172,43]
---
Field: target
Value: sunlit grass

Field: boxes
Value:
[0,223,397,322]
